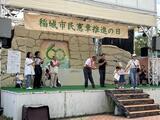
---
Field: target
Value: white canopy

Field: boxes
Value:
[6,0,157,26]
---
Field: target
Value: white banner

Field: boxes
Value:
[24,12,128,38]
[7,50,21,74]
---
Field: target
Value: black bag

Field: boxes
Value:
[137,68,140,72]
[56,78,61,87]
[132,60,140,72]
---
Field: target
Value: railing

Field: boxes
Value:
[150,58,160,85]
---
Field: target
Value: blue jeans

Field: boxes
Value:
[130,68,137,88]
[25,75,32,88]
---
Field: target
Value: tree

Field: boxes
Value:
[135,35,148,56]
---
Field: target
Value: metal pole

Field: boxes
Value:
[0,5,2,17]
[133,28,136,54]
[0,0,3,89]
[0,40,1,89]
[0,0,5,109]
[149,27,153,85]
[0,0,5,89]
[0,0,5,17]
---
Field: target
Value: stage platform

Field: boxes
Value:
[1,85,160,120]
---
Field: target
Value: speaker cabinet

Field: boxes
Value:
[0,29,14,48]
[152,36,160,51]
[1,37,12,48]
[22,105,50,120]
[0,18,12,38]
[141,47,148,57]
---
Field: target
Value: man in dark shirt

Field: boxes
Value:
[98,53,107,87]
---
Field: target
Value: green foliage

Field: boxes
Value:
[135,35,148,56]
[1,115,13,120]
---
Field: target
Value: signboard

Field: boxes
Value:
[7,50,21,74]
[24,12,128,38]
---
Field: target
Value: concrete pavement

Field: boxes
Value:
[60,114,160,120]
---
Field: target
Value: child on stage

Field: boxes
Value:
[113,66,126,89]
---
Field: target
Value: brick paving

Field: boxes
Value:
[60,115,160,120]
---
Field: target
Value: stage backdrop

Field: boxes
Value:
[40,40,70,68]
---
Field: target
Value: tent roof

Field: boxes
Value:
[6,0,157,26]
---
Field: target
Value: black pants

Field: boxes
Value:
[99,69,106,87]
[139,74,148,84]
[83,67,95,88]
[34,65,42,88]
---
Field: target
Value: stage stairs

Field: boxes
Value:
[105,89,160,118]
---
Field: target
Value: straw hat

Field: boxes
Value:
[132,54,137,57]
[118,62,123,67]
[116,62,123,68]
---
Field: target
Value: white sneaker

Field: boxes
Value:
[130,87,134,89]
[26,87,32,90]
[122,86,124,89]
[53,85,57,88]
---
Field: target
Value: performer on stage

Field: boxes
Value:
[125,54,140,89]
[83,56,97,88]
[24,52,35,90]
[98,53,107,87]
[49,56,60,88]
[33,51,43,89]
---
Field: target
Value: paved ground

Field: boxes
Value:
[59,115,160,120]
[1,114,160,120]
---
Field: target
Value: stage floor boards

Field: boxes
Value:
[1,84,159,93]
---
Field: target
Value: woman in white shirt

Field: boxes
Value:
[24,52,35,89]
[125,54,140,89]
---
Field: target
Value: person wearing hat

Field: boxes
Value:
[125,54,141,89]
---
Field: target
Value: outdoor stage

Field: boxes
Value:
[1,85,160,120]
